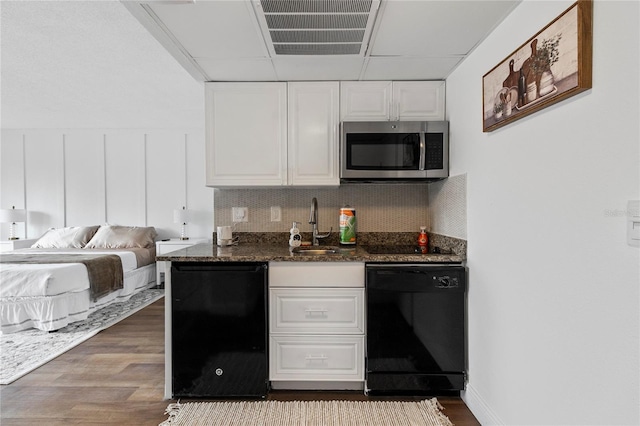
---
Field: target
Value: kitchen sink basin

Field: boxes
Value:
[291,245,341,255]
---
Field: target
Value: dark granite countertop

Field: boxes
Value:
[156,243,464,263]
[157,232,466,264]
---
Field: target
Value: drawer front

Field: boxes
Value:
[269,335,364,381]
[270,288,364,334]
[157,244,193,255]
[268,262,364,288]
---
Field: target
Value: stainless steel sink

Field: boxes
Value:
[291,245,341,255]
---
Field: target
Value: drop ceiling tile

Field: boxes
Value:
[197,58,278,82]
[369,1,519,56]
[272,57,365,81]
[362,56,464,80]
[149,2,268,58]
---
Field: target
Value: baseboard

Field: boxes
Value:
[462,384,504,425]
[271,381,364,391]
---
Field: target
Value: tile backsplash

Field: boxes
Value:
[213,175,467,239]
[427,173,467,240]
[214,184,430,234]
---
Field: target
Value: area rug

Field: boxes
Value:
[0,288,164,385]
[160,399,453,426]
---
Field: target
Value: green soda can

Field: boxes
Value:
[339,206,356,245]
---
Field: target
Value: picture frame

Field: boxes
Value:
[482,0,593,132]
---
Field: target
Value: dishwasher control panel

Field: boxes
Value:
[365,264,466,292]
[434,274,460,288]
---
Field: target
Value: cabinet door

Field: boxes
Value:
[340,81,392,121]
[287,82,339,186]
[269,335,364,381]
[171,262,268,397]
[270,288,364,334]
[205,83,287,187]
[392,81,445,121]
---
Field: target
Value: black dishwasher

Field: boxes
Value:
[366,263,467,395]
[171,262,268,398]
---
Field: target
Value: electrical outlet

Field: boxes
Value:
[271,206,281,222]
[232,207,248,222]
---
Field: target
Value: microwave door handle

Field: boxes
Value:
[419,133,426,171]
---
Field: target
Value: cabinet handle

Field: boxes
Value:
[305,354,328,362]
[304,308,328,316]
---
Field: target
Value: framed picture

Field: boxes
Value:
[482,0,593,132]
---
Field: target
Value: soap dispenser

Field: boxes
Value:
[289,221,302,247]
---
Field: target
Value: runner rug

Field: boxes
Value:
[160,399,453,426]
[0,288,164,384]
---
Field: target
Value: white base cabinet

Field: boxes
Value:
[270,335,364,382]
[268,262,365,388]
[270,288,364,334]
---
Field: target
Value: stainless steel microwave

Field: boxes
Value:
[340,121,449,182]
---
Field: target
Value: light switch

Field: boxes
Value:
[627,200,640,247]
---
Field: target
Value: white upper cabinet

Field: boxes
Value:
[340,81,445,121]
[206,82,339,187]
[340,81,392,121]
[205,82,288,187]
[287,82,340,186]
[205,81,443,187]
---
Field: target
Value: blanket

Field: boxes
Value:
[0,254,123,301]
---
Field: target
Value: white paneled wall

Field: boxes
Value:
[0,129,212,241]
[0,132,26,238]
[24,131,65,238]
[105,132,147,227]
[65,132,106,226]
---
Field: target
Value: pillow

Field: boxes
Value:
[31,226,100,249]
[84,225,157,249]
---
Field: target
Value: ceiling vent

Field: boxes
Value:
[254,0,380,55]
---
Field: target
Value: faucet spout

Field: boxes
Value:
[309,197,318,225]
[308,197,331,245]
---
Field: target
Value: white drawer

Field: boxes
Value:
[269,335,364,381]
[268,262,364,288]
[270,288,364,334]
[157,244,193,255]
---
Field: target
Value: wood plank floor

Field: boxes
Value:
[0,299,480,425]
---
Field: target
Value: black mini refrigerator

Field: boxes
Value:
[171,262,268,398]
[365,264,467,395]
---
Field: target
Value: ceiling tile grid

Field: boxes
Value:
[1,0,520,129]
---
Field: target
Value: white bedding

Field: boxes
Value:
[0,248,156,334]
[0,249,138,298]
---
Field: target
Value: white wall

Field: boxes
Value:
[0,129,213,241]
[447,1,639,424]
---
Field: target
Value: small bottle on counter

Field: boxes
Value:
[418,226,428,253]
[289,221,302,247]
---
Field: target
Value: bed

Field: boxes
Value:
[0,225,158,334]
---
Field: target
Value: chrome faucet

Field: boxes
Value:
[309,197,331,246]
